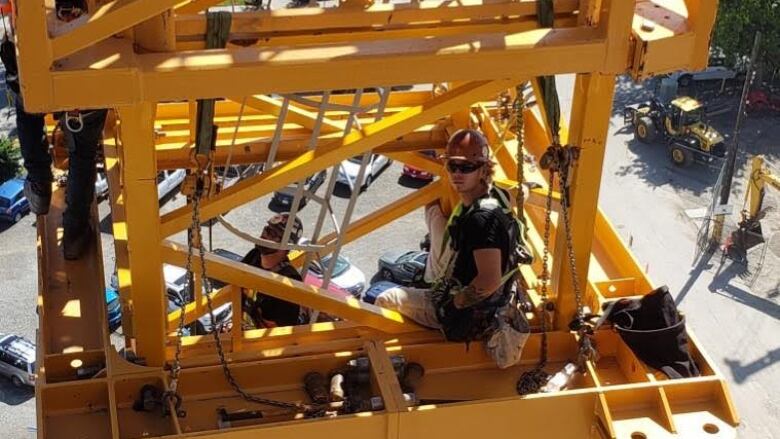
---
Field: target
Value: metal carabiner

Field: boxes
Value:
[65,111,84,133]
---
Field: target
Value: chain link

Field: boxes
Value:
[516,165,554,395]
[557,155,585,322]
[513,88,529,241]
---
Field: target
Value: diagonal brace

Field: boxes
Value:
[160,240,424,333]
[160,79,517,237]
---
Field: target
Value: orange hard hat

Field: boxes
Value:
[441,129,490,163]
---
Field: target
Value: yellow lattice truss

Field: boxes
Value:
[16,0,738,438]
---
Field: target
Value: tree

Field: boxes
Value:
[712,0,780,70]
[0,136,21,183]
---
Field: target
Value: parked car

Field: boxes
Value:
[401,150,436,181]
[95,171,109,200]
[666,66,736,88]
[215,165,244,191]
[105,264,233,334]
[305,254,366,298]
[271,170,327,210]
[157,169,186,200]
[164,264,233,334]
[0,178,30,223]
[95,169,185,203]
[213,248,366,299]
[378,250,428,286]
[0,333,36,387]
[337,154,392,191]
[362,280,399,305]
[105,286,122,333]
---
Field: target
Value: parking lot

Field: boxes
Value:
[1,75,779,438]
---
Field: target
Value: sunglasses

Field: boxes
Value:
[446,160,484,174]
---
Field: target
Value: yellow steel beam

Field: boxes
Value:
[165,285,235,332]
[159,79,515,236]
[14,0,53,112]
[553,73,616,329]
[117,102,168,366]
[43,27,603,110]
[600,0,635,72]
[154,128,446,170]
[178,17,579,51]
[50,0,183,61]
[236,95,345,134]
[103,143,135,341]
[141,28,602,102]
[160,241,424,333]
[175,0,579,37]
[682,0,719,70]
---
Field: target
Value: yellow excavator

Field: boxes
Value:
[726,155,780,262]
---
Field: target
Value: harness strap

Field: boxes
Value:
[194,12,232,158]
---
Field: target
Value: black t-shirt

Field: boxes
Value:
[451,207,510,289]
[241,247,302,326]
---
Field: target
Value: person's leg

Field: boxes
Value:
[374,286,441,329]
[424,203,452,282]
[16,98,53,214]
[61,109,107,260]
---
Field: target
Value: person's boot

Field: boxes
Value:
[23,179,52,215]
[63,224,93,261]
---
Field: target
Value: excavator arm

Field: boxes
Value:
[746,155,780,220]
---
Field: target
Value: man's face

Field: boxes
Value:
[259,226,284,256]
[445,159,484,193]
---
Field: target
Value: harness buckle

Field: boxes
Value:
[65,111,84,133]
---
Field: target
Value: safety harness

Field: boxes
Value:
[433,186,532,343]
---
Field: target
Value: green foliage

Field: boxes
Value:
[712,0,780,69]
[0,136,21,183]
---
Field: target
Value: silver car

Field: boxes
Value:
[337,154,392,191]
[0,334,36,387]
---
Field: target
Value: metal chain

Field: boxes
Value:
[192,192,307,412]
[516,167,555,395]
[163,164,312,416]
[513,88,529,241]
[557,156,585,321]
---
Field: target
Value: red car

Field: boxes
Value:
[402,150,436,181]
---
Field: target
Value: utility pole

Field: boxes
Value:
[710,32,762,245]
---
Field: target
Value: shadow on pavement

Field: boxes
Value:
[613,138,720,196]
[0,377,34,406]
[724,347,780,384]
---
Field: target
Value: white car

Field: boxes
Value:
[94,169,185,202]
[0,333,36,387]
[305,254,366,298]
[95,171,109,200]
[157,169,186,200]
[336,154,392,191]
[163,264,233,334]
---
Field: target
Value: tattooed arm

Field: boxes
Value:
[453,248,502,309]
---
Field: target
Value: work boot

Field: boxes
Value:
[62,224,93,261]
[24,179,52,215]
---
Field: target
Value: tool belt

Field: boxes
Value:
[432,281,509,343]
